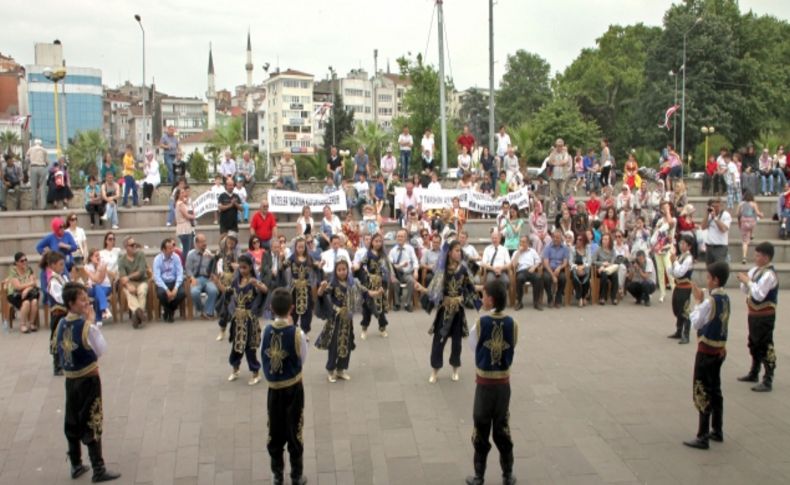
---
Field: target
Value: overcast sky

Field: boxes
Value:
[5,0,789,98]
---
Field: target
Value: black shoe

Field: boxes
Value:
[71,463,89,479]
[682,437,709,450]
[678,337,690,345]
[667,333,681,339]
[751,382,773,392]
[291,476,308,485]
[92,468,121,482]
[503,474,517,485]
[737,373,759,383]
[643,298,651,307]
[393,305,400,312]
[707,432,723,442]
[634,298,642,305]
[514,301,523,310]
[465,476,484,485]
[405,306,413,313]
[534,304,543,311]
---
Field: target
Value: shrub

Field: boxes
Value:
[188,150,209,182]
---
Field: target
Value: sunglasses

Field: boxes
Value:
[107,237,115,241]
[69,217,77,221]
[18,258,27,263]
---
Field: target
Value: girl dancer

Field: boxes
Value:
[212,233,240,341]
[359,233,391,340]
[284,237,318,336]
[315,260,362,382]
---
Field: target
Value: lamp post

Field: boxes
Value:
[42,67,67,156]
[680,17,702,169]
[134,14,147,151]
[701,126,715,166]
[328,65,336,146]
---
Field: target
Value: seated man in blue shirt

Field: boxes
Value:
[153,238,186,322]
[542,229,569,308]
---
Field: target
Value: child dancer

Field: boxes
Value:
[53,282,121,482]
[669,235,695,343]
[261,288,308,485]
[284,237,317,337]
[418,240,481,384]
[212,233,239,341]
[315,260,360,382]
[359,233,391,340]
[215,254,269,385]
[44,251,69,375]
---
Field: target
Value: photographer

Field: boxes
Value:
[702,198,731,265]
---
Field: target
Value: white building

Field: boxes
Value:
[337,69,409,131]
[262,69,314,161]
[160,97,206,139]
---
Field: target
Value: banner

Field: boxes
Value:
[394,186,530,215]
[267,189,348,214]
[193,190,219,218]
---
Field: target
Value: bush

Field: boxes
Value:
[188,151,209,182]
[630,147,661,169]
[692,133,731,171]
[254,153,268,181]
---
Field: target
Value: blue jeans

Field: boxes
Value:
[400,151,412,179]
[178,234,193,256]
[761,172,775,194]
[104,203,119,226]
[237,202,250,222]
[122,175,138,206]
[281,176,297,191]
[167,199,176,225]
[90,285,111,315]
[780,207,790,239]
[190,276,219,317]
[164,153,176,185]
[774,169,787,192]
[333,168,343,187]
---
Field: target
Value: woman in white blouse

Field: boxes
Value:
[142,150,161,204]
[85,248,113,323]
[457,145,472,177]
[318,205,342,251]
[99,231,123,282]
[64,212,88,259]
[296,205,314,237]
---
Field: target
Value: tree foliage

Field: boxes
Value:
[66,130,108,178]
[519,98,601,165]
[457,88,491,145]
[495,50,552,129]
[0,131,21,156]
[342,122,392,164]
[323,91,355,149]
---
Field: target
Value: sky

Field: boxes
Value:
[4,0,789,99]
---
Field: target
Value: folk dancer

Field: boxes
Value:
[315,260,362,382]
[359,233,392,340]
[669,235,695,344]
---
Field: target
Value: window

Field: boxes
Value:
[364,91,371,98]
[378,94,392,103]
[378,108,392,116]
[344,88,364,97]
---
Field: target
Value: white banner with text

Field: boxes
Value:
[267,189,348,214]
[394,186,530,215]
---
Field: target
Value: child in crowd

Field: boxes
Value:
[44,251,69,376]
[167,178,187,227]
[683,262,730,450]
[234,178,250,223]
[53,282,121,482]
[322,174,336,194]
[261,288,308,485]
[496,171,509,197]
[465,280,517,485]
[373,173,387,215]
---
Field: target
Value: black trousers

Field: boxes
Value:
[692,352,725,438]
[85,203,105,225]
[626,280,656,301]
[65,374,103,445]
[430,310,463,369]
[291,297,314,335]
[267,383,305,474]
[747,314,776,372]
[156,281,185,315]
[515,270,543,304]
[542,270,567,305]
[360,305,388,330]
[142,182,155,200]
[472,383,514,473]
[672,286,692,334]
[598,272,618,301]
[571,269,590,301]
[705,245,728,265]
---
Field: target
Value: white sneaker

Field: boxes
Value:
[228,370,240,382]
[327,371,337,383]
[166,222,172,227]
[216,329,225,341]
[360,329,367,340]
[380,329,388,338]
[96,320,103,328]
[112,225,119,230]
[451,368,460,381]
[336,370,351,381]
[428,370,438,384]
[100,214,108,221]
[248,373,262,386]
[659,296,665,303]
[103,310,112,321]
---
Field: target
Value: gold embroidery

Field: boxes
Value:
[232,284,256,353]
[297,411,304,444]
[265,332,289,374]
[682,297,690,319]
[483,322,511,366]
[294,263,310,316]
[693,380,708,413]
[87,397,103,440]
[766,344,776,367]
[60,324,78,368]
[503,411,512,438]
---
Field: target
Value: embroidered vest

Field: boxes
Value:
[697,290,729,354]
[55,316,98,378]
[747,265,778,314]
[475,313,517,380]
[261,320,303,389]
[675,253,693,285]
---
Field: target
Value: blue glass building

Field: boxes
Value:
[27,65,102,151]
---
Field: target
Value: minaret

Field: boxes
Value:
[207,44,216,130]
[245,29,253,113]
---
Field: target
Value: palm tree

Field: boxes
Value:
[66,130,108,177]
[0,130,21,156]
[342,122,392,163]
[207,117,245,175]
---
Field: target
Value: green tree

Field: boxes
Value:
[0,130,21,156]
[323,92,355,149]
[342,122,392,164]
[495,50,552,129]
[66,130,108,178]
[208,117,245,158]
[457,88,491,145]
[556,24,661,158]
[187,150,209,182]
[520,98,601,165]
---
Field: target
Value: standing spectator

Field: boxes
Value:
[758,148,775,195]
[250,199,278,249]
[502,146,520,185]
[166,178,187,227]
[153,238,186,323]
[494,125,511,161]
[420,128,435,161]
[512,236,543,310]
[99,152,118,182]
[352,147,370,182]
[236,150,256,190]
[64,212,88,259]
[741,144,759,195]
[380,147,397,181]
[233,178,250,223]
[626,250,656,305]
[121,144,139,208]
[142,149,160,204]
[703,155,725,196]
[117,236,149,328]
[388,229,419,312]
[100,173,120,230]
[479,146,497,182]
[47,156,73,209]
[219,150,237,180]
[651,201,676,302]
[599,138,615,187]
[84,175,104,229]
[175,185,196,255]
[1,154,24,211]
[159,125,179,184]
[456,124,475,155]
[736,191,764,264]
[725,154,741,209]
[773,145,788,192]
[217,177,241,236]
[186,233,218,319]
[398,126,414,180]
[548,139,571,204]
[583,148,600,193]
[702,198,731,265]
[6,252,40,332]
[277,152,299,190]
[541,230,569,308]
[36,217,78,271]
[26,139,49,210]
[326,145,344,187]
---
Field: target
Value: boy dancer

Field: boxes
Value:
[736,242,778,392]
[53,282,121,481]
[683,262,730,450]
[466,280,517,485]
[262,288,308,485]
[668,235,695,343]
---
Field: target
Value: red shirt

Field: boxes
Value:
[784,191,790,209]
[250,211,277,241]
[705,160,717,176]
[457,133,475,153]
[585,198,601,217]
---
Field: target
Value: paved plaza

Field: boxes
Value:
[0,290,788,485]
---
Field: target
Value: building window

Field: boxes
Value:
[378,94,392,103]
[344,88,364,97]
[378,108,392,116]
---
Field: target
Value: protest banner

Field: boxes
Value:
[267,189,348,214]
[394,186,530,215]
[193,190,218,218]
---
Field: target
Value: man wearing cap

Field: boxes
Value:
[380,147,397,181]
[26,139,49,210]
[118,236,149,328]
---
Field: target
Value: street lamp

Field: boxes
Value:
[134,14,147,151]
[701,126,715,165]
[42,67,67,156]
[680,16,702,169]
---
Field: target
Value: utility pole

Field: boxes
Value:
[437,0,448,174]
[134,15,147,151]
[680,17,702,170]
[488,0,495,153]
[373,49,379,129]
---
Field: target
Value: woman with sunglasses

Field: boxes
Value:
[99,232,122,283]
[6,252,40,333]
[64,212,88,260]
[247,236,264,275]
